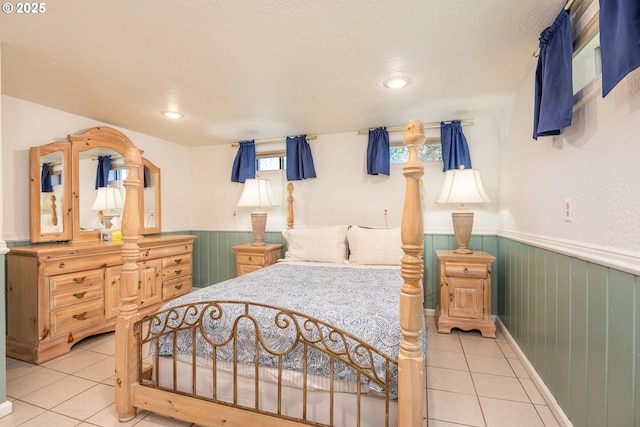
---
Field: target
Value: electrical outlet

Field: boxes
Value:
[564,199,572,222]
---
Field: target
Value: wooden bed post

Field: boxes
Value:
[115,147,143,421]
[286,182,294,229]
[398,119,425,427]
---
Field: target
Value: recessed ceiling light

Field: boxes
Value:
[383,76,410,89]
[161,110,184,119]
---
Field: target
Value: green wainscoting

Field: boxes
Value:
[498,237,640,427]
[190,231,499,311]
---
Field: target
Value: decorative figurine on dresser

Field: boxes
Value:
[6,126,196,364]
[435,250,496,338]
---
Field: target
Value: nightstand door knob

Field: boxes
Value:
[449,293,454,302]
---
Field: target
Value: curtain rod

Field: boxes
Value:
[356,119,474,135]
[231,135,317,147]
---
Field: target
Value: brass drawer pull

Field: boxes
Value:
[144,250,150,257]
[463,267,468,273]
[59,262,66,269]
[73,311,88,321]
[73,291,87,299]
[174,258,183,264]
[175,284,183,290]
[73,276,87,283]
[248,256,252,261]
[174,269,183,275]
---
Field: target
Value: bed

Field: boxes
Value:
[114,119,427,426]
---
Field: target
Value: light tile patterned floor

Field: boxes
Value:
[2,316,565,426]
[425,315,563,427]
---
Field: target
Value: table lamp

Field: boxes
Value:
[237,179,279,246]
[436,167,490,254]
[91,186,125,228]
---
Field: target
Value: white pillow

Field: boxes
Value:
[347,226,404,265]
[282,225,349,264]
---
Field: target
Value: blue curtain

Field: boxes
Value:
[440,121,472,172]
[41,163,53,192]
[533,9,573,140]
[230,140,256,183]
[95,156,111,189]
[286,135,317,181]
[367,127,390,176]
[599,0,640,97]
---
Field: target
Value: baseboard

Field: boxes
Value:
[495,317,574,427]
[0,401,13,418]
[423,309,573,426]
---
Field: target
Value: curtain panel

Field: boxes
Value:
[41,163,53,192]
[286,135,317,181]
[367,127,390,176]
[533,9,573,140]
[440,121,472,172]
[95,156,111,189]
[231,140,256,183]
[599,0,640,97]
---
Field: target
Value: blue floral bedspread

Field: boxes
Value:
[153,262,424,394]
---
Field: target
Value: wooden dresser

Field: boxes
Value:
[6,234,196,363]
[435,250,496,338]
[232,243,283,276]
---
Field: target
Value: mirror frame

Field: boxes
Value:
[29,141,72,242]
[69,127,137,242]
[141,158,162,235]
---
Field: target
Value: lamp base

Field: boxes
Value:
[452,210,474,254]
[250,211,267,246]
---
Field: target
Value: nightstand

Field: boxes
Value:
[435,250,496,338]
[232,243,284,277]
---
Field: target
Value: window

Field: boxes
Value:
[390,139,442,164]
[571,1,601,107]
[257,154,286,171]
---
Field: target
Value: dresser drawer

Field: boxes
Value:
[49,269,104,309]
[50,299,104,337]
[162,253,192,269]
[237,253,265,266]
[162,276,192,300]
[444,262,488,279]
[162,262,192,281]
[139,243,193,261]
[45,253,120,276]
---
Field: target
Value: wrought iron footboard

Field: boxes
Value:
[134,300,398,427]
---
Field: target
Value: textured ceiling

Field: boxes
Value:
[0,0,564,146]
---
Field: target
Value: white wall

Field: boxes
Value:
[2,95,500,241]
[190,120,499,235]
[1,96,193,241]
[498,66,640,273]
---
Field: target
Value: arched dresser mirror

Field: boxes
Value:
[29,126,162,242]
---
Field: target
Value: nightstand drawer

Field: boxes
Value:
[237,264,263,276]
[444,262,488,279]
[237,253,266,266]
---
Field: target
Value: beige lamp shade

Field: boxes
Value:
[436,168,490,205]
[436,168,489,254]
[237,179,278,246]
[91,186,125,211]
